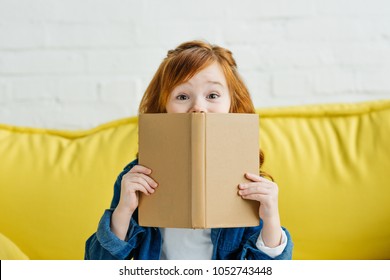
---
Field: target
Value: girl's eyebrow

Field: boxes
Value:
[185,80,224,87]
[180,80,225,88]
[207,81,224,87]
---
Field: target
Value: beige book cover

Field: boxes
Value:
[138,113,260,229]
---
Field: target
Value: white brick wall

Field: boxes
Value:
[0,0,389,129]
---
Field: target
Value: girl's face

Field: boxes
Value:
[166,62,231,113]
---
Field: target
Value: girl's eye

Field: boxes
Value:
[208,93,220,99]
[176,94,188,101]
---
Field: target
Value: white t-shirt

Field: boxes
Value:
[160,228,287,259]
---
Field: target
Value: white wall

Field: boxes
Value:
[0,0,389,129]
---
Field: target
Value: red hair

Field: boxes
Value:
[138,40,272,180]
[139,40,255,114]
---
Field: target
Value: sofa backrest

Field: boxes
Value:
[258,99,390,259]
[1,99,389,259]
[0,118,138,259]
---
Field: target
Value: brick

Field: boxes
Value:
[226,0,315,19]
[142,0,228,20]
[315,0,390,16]
[98,78,139,103]
[0,24,45,50]
[134,20,220,48]
[230,46,262,71]
[222,20,287,45]
[0,81,9,104]
[0,0,145,24]
[55,100,133,129]
[357,68,390,93]
[313,68,359,94]
[331,43,390,66]
[0,51,86,74]
[9,77,106,105]
[285,18,381,42]
[240,71,272,106]
[86,49,165,75]
[45,22,136,48]
[0,99,61,128]
[230,43,323,72]
[10,78,58,101]
[272,70,314,97]
[257,43,323,69]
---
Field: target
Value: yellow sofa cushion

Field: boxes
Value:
[0,118,138,259]
[0,232,29,260]
[258,99,390,259]
[0,99,389,259]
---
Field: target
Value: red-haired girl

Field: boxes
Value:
[85,41,293,260]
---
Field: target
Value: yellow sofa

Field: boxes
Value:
[1,99,389,260]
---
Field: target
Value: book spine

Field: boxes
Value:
[191,113,206,228]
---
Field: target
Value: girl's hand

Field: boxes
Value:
[111,165,158,240]
[117,165,158,213]
[238,173,279,220]
[238,173,282,247]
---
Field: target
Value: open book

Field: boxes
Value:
[138,113,260,228]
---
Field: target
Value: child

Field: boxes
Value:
[85,40,293,260]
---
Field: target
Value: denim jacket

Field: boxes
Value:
[85,160,293,260]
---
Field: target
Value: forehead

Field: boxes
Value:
[183,62,228,86]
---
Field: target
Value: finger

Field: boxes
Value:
[133,173,158,189]
[129,176,156,194]
[123,174,155,193]
[131,183,152,195]
[239,182,274,194]
[130,165,152,175]
[124,171,158,189]
[241,193,266,201]
[245,172,274,183]
[244,172,263,182]
[238,186,270,196]
[238,182,269,190]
